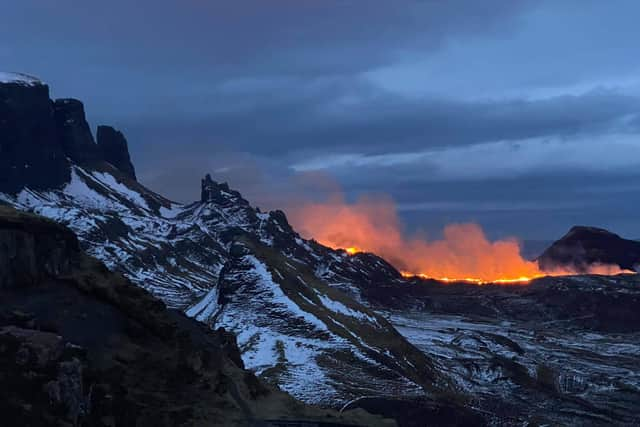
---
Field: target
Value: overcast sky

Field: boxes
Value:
[2,1,639,239]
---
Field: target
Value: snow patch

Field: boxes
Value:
[185,286,220,322]
[90,171,150,210]
[159,203,183,218]
[0,72,42,86]
[316,292,380,326]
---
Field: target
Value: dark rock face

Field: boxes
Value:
[0,81,70,193]
[53,98,101,165]
[0,325,89,426]
[96,125,137,180]
[0,206,79,289]
[538,226,640,272]
[349,397,486,427]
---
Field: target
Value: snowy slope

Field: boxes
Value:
[2,165,225,308]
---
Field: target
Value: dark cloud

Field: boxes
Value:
[117,81,640,161]
[0,1,534,77]
[1,0,639,239]
[395,171,640,241]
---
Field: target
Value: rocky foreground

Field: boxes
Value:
[0,205,390,427]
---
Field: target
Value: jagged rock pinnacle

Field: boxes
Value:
[201,174,214,202]
[201,174,236,203]
[53,98,101,164]
[97,125,137,180]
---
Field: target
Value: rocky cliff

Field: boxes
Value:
[0,73,137,194]
[0,75,70,193]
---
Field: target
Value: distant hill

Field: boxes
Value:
[538,226,640,272]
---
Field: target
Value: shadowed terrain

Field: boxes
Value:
[0,205,392,427]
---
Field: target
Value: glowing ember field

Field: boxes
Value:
[288,196,632,285]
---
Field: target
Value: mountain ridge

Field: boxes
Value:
[0,76,137,194]
[0,76,457,410]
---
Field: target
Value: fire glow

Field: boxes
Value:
[287,196,631,285]
[400,272,542,285]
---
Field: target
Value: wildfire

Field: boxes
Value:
[400,272,540,285]
[287,195,632,285]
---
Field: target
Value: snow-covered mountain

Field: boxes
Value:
[0,75,450,407]
[2,165,449,404]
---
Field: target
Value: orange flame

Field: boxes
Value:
[287,195,632,285]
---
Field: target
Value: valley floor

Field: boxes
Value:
[387,311,640,425]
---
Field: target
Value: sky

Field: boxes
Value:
[1,0,640,240]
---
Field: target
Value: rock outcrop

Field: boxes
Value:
[201,173,244,203]
[0,77,70,193]
[96,125,137,180]
[0,325,88,426]
[0,73,138,194]
[0,206,78,289]
[53,99,102,165]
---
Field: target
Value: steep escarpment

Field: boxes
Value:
[0,73,138,194]
[0,205,392,427]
